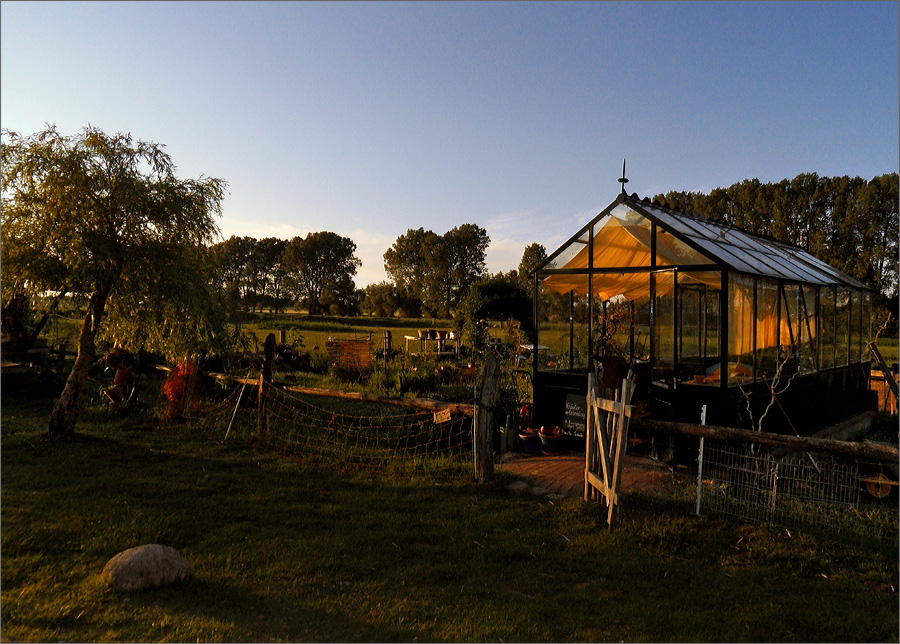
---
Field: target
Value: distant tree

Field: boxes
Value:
[385,224,489,318]
[517,242,548,289]
[252,237,289,312]
[421,231,452,317]
[211,235,257,310]
[282,231,361,315]
[211,236,292,312]
[1,125,226,436]
[383,227,434,314]
[420,224,489,317]
[361,282,398,317]
[395,287,423,318]
[321,274,361,316]
[454,275,534,350]
[858,174,899,298]
[444,223,490,310]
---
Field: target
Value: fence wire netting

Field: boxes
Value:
[699,442,899,545]
[185,382,474,472]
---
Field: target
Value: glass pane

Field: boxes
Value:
[727,274,755,386]
[541,226,592,301]
[797,285,817,374]
[634,296,652,362]
[595,295,633,360]
[820,287,835,370]
[705,287,720,363]
[835,288,849,367]
[536,282,572,371]
[862,291,872,351]
[756,278,781,379]
[678,272,721,385]
[655,229,716,267]
[593,204,654,268]
[850,290,862,364]
[591,271,654,301]
[536,276,592,372]
[679,285,701,360]
[778,283,801,376]
[652,271,675,386]
[643,201,844,285]
[572,291,591,370]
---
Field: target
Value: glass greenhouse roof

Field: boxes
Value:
[540,193,870,292]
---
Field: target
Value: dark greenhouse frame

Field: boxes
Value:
[532,192,874,437]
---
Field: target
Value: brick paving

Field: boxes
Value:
[498,451,690,497]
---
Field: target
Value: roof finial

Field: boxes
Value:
[618,158,629,195]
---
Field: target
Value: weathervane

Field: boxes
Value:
[618,159,629,195]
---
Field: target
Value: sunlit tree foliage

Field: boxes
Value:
[1,125,226,435]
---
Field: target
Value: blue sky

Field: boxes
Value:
[2,1,898,286]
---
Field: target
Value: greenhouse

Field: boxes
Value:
[532,192,874,437]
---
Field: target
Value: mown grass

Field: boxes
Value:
[2,393,898,643]
[877,336,899,366]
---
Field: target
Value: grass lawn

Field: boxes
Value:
[2,392,898,643]
[877,336,899,367]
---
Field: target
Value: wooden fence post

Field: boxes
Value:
[475,353,500,483]
[258,333,276,438]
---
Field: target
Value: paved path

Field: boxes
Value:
[498,451,689,497]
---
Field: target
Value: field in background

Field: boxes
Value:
[242,314,458,354]
[877,336,898,366]
[36,308,898,362]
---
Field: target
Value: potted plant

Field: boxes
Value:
[518,426,542,455]
[539,425,567,454]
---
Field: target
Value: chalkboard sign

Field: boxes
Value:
[563,393,587,438]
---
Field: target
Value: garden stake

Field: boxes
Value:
[224,370,252,442]
[696,405,706,516]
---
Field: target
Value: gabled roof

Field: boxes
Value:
[538,192,870,292]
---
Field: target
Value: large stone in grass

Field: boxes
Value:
[102,544,193,592]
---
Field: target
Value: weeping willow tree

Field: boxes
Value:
[1,125,228,436]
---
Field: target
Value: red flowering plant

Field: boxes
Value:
[161,358,202,422]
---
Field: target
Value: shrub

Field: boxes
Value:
[368,364,400,394]
[308,349,331,374]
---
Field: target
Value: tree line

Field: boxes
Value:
[211,233,360,316]
[651,173,898,302]
[215,225,549,321]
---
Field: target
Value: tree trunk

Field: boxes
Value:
[48,285,109,436]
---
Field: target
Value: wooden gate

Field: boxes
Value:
[584,370,635,529]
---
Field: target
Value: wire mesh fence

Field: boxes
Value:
[698,441,899,545]
[179,381,475,474]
